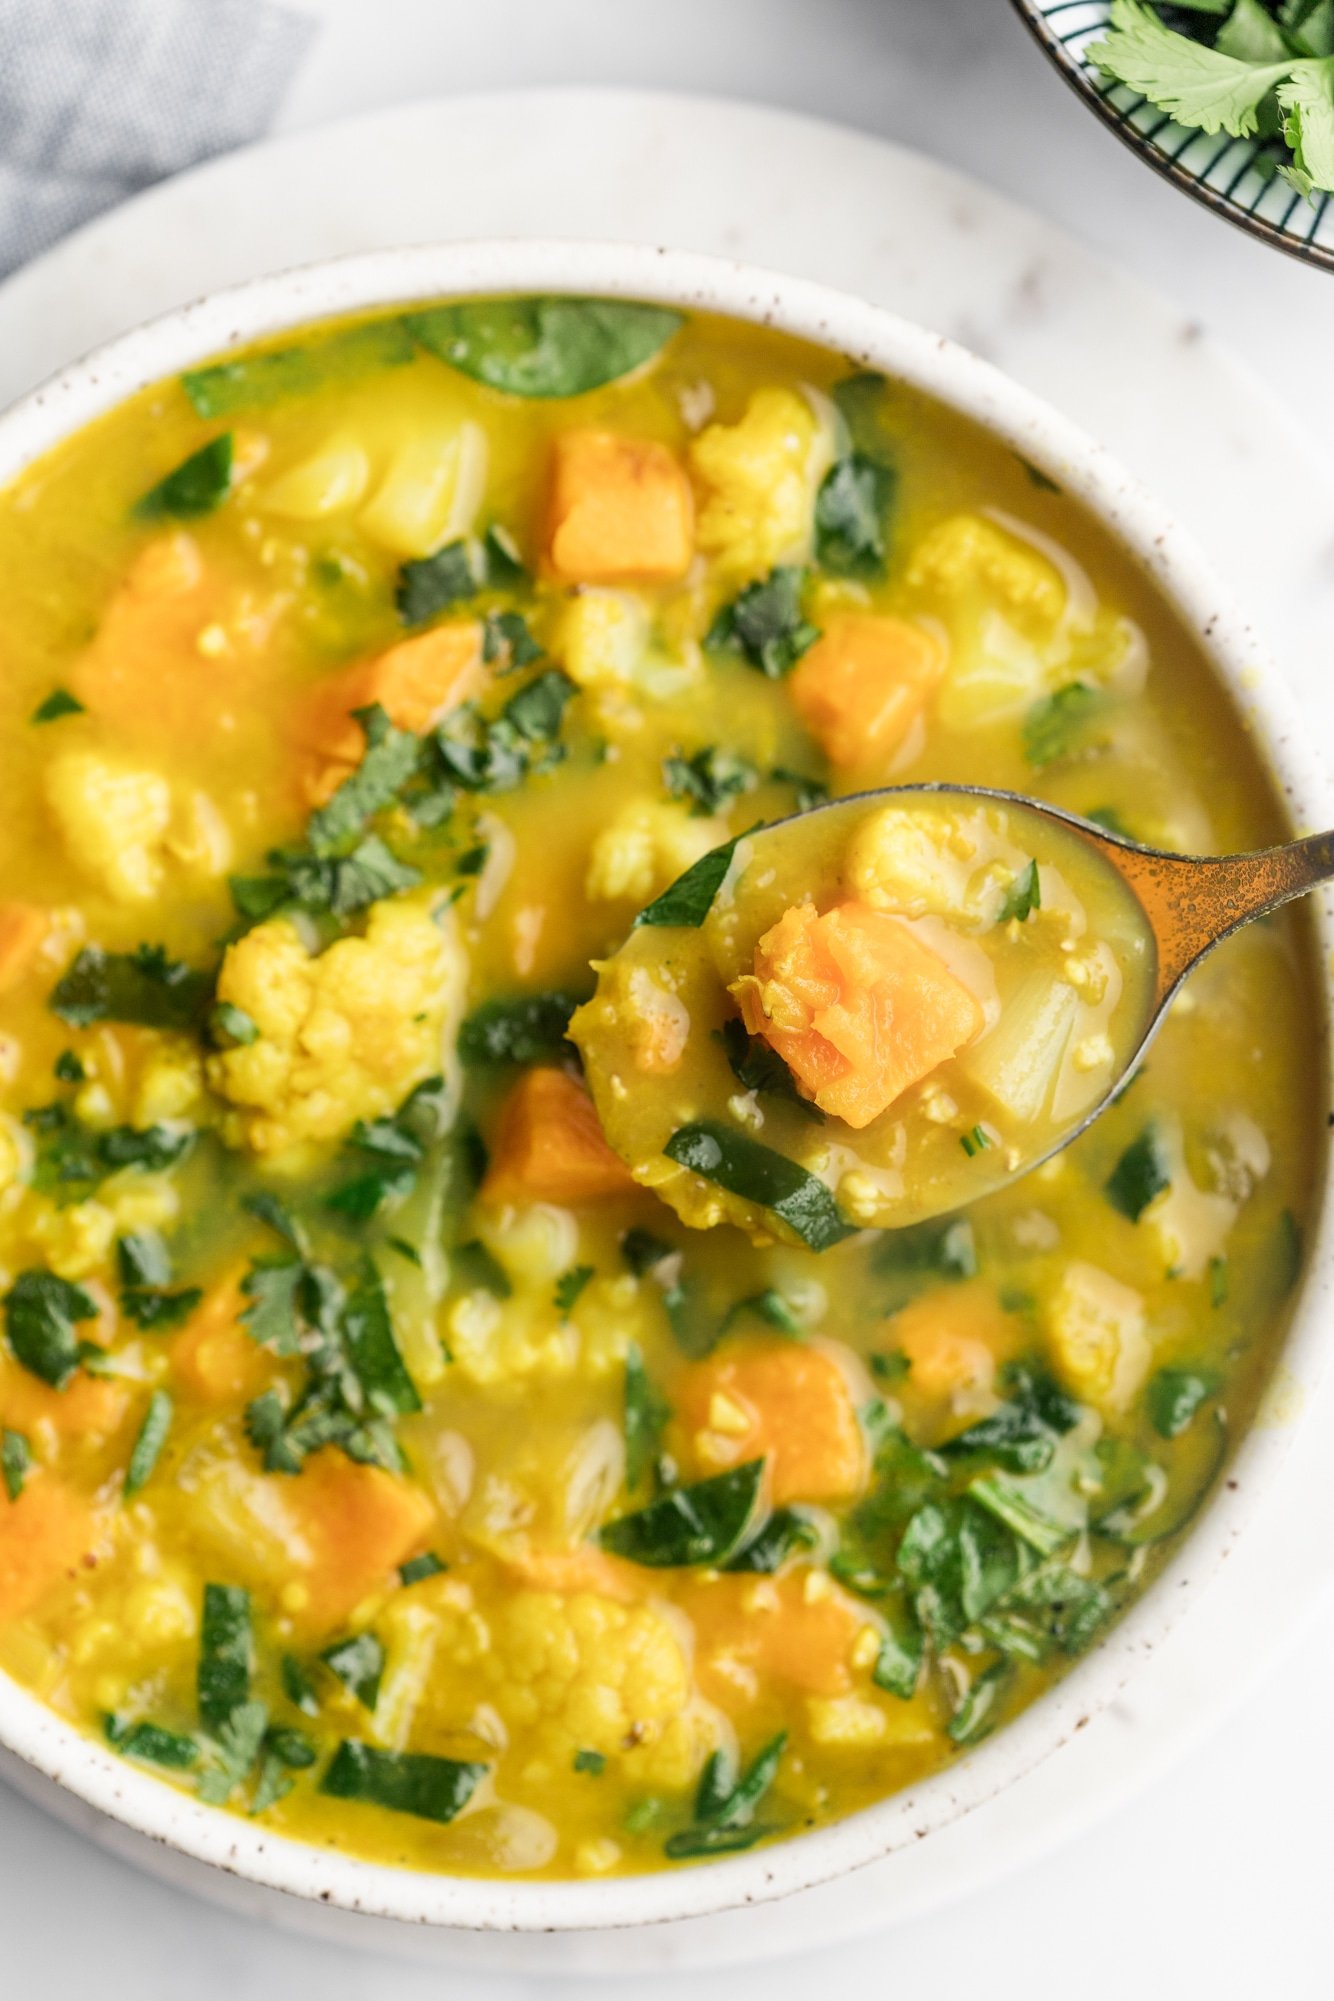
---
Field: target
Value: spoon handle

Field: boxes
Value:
[1099,828,1334,1007]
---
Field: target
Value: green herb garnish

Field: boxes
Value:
[319,1741,487,1824]
[406,298,682,399]
[706,567,820,678]
[124,1391,173,1496]
[599,1460,767,1568]
[1105,1122,1172,1220]
[3,1269,100,1388]
[31,687,85,724]
[134,434,234,520]
[664,1121,856,1251]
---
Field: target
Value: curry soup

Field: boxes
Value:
[0,298,1319,1882]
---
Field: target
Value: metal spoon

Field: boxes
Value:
[574,783,1333,1240]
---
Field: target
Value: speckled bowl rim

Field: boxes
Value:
[0,239,1329,1934]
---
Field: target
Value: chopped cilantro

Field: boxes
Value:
[998,859,1041,923]
[815,451,896,579]
[31,687,85,724]
[706,567,820,678]
[134,434,234,520]
[2,1428,31,1501]
[663,745,758,816]
[321,1631,385,1710]
[51,943,213,1031]
[1022,682,1101,769]
[554,1265,595,1316]
[574,1748,607,1776]
[3,1269,100,1387]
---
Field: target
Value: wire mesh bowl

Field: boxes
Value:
[1012,1,1334,270]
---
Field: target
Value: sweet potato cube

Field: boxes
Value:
[546,430,693,583]
[0,903,50,995]
[888,1282,1016,1418]
[0,1358,130,1442]
[689,1570,869,1701]
[286,1450,437,1630]
[170,1275,269,1405]
[675,1341,868,1503]
[481,1066,635,1205]
[789,614,944,769]
[733,900,983,1129]
[0,1475,98,1620]
[297,619,485,785]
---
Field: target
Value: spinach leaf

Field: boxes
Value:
[396,537,482,627]
[281,1653,321,1718]
[1105,1122,1172,1220]
[722,1288,804,1338]
[832,371,894,456]
[663,746,758,817]
[706,567,820,678]
[875,1215,977,1309]
[942,1365,1079,1474]
[320,1741,488,1823]
[621,1228,674,1276]
[425,669,577,796]
[321,1632,385,1710]
[105,1717,199,1770]
[1022,681,1101,769]
[134,434,234,520]
[99,1124,194,1173]
[458,990,582,1064]
[51,943,213,1030]
[947,1661,1012,1745]
[31,687,85,724]
[340,1257,422,1416]
[725,1504,825,1574]
[713,1017,819,1117]
[998,859,1041,923]
[624,1341,671,1490]
[198,1584,254,1735]
[1006,1564,1112,1656]
[183,320,415,417]
[872,1602,925,1699]
[814,452,895,579]
[124,1390,173,1497]
[634,833,742,929]
[967,1473,1073,1557]
[599,1459,766,1568]
[2,1428,31,1501]
[504,667,577,743]
[664,1731,786,1859]
[4,1269,99,1388]
[896,1497,1019,1648]
[664,1121,856,1251]
[406,298,681,399]
[1147,1365,1222,1439]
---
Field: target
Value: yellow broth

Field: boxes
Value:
[0,299,1321,1881]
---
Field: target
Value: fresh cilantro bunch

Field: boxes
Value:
[1091,0,1334,197]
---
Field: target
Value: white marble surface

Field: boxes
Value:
[2,3,1334,1995]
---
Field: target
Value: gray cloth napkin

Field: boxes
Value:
[0,0,315,279]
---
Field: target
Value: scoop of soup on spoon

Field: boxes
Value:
[570,785,1331,1245]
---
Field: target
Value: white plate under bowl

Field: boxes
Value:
[0,92,1332,1977]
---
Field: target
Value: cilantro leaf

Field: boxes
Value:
[4,1269,100,1388]
[706,567,820,678]
[663,746,758,817]
[396,538,482,627]
[1090,0,1298,137]
[554,1265,594,1316]
[51,943,213,1030]
[1279,57,1334,191]
[815,452,895,579]
[306,705,421,855]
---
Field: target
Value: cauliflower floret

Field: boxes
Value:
[46,751,173,903]
[208,890,466,1153]
[1046,1260,1150,1415]
[132,1038,205,1126]
[23,1197,117,1279]
[690,388,831,582]
[585,801,728,905]
[45,750,232,905]
[445,1272,636,1388]
[490,1591,714,1788]
[905,514,1065,629]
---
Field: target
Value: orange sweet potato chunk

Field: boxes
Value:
[0,1475,98,1620]
[733,900,983,1129]
[546,430,694,583]
[688,1571,868,1702]
[285,1450,437,1630]
[675,1341,868,1504]
[170,1275,269,1406]
[297,619,485,791]
[481,1066,635,1205]
[0,903,51,995]
[788,614,944,768]
[0,1357,130,1442]
[888,1282,1018,1428]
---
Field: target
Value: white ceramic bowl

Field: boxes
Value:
[0,239,1330,1945]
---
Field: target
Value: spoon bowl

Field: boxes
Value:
[573,784,1334,1239]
